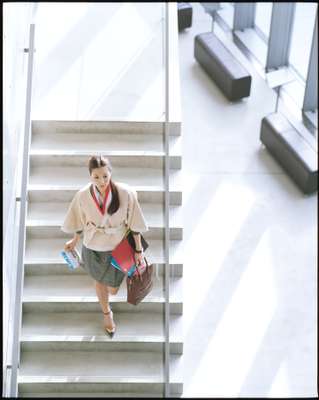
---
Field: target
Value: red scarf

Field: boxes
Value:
[91,184,111,215]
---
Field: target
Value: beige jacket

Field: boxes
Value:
[61,181,149,251]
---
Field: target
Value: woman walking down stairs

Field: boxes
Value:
[19,120,184,397]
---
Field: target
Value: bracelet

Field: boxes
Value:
[135,249,143,254]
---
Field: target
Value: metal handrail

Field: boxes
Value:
[9,23,36,397]
[164,3,170,398]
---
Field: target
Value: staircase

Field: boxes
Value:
[18,120,184,397]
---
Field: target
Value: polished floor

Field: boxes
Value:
[31,2,317,398]
[179,3,317,397]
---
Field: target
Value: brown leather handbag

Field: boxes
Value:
[126,257,154,305]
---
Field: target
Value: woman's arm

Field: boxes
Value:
[64,231,82,251]
[132,232,145,267]
[132,232,143,251]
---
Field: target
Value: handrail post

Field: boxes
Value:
[164,3,170,398]
[9,23,35,398]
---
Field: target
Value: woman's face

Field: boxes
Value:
[91,166,111,192]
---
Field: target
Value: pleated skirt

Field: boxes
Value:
[81,244,125,288]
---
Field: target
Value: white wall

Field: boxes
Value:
[3,3,35,395]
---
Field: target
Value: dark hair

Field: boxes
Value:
[88,155,120,215]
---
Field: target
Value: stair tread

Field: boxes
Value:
[29,167,182,189]
[31,120,180,136]
[25,237,183,264]
[21,312,182,339]
[31,132,181,154]
[26,202,182,228]
[19,393,168,398]
[19,352,182,382]
[29,154,181,170]
[23,274,182,301]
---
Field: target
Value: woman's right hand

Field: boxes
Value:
[64,237,77,252]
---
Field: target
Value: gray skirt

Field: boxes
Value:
[81,244,126,288]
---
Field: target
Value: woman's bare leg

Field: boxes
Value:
[94,280,117,331]
[106,285,120,296]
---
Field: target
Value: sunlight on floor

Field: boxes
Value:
[183,182,255,333]
[269,361,290,397]
[187,228,277,396]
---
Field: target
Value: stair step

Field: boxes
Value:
[23,273,182,300]
[23,274,183,314]
[28,185,182,205]
[32,120,181,136]
[26,202,183,240]
[23,300,182,314]
[18,352,183,394]
[25,261,183,278]
[21,311,183,353]
[20,392,180,398]
[27,227,183,242]
[29,166,182,188]
[25,237,184,268]
[21,337,182,354]
[26,226,182,240]
[22,311,182,337]
[27,202,181,225]
[31,131,181,155]
[30,152,182,169]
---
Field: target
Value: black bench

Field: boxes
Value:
[260,113,318,194]
[194,32,252,101]
[178,3,192,31]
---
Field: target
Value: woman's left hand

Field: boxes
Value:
[134,251,145,267]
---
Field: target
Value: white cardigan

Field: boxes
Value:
[61,181,149,251]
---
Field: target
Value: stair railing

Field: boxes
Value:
[8,23,36,398]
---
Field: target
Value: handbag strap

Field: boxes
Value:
[128,256,150,282]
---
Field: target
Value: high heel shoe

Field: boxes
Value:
[103,308,116,338]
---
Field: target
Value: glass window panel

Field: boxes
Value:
[255,2,273,39]
[289,2,317,79]
[218,2,234,28]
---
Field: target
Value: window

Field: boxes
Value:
[255,2,273,41]
[218,3,235,29]
[289,3,317,80]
